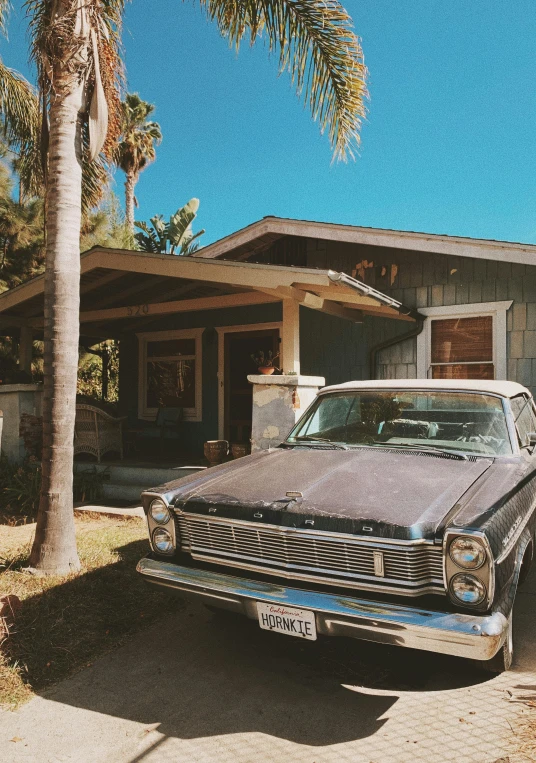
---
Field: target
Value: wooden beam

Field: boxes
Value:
[346,304,414,321]
[292,282,389,309]
[58,290,279,325]
[89,275,169,309]
[281,299,300,374]
[258,286,363,322]
[80,270,126,295]
[0,315,27,328]
[145,280,207,304]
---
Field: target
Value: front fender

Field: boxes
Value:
[494,528,533,618]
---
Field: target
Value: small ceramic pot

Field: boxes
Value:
[231,443,249,459]
[258,366,275,375]
[204,439,229,466]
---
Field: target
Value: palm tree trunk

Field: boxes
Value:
[125,171,136,232]
[29,78,82,574]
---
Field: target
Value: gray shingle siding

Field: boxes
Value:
[300,239,536,396]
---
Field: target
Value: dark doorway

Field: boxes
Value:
[224,328,280,444]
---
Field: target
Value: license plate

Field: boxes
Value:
[256,602,317,640]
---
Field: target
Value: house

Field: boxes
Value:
[0,215,533,466]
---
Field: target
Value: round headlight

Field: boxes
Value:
[449,536,486,570]
[152,527,174,554]
[450,573,486,605]
[150,499,171,525]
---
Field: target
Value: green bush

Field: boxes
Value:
[0,457,107,524]
[0,457,41,522]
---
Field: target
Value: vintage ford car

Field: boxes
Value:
[137,379,536,672]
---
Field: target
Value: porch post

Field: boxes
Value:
[19,327,33,375]
[281,299,300,374]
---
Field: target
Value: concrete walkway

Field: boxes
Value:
[1,568,536,763]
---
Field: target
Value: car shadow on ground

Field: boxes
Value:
[22,538,510,750]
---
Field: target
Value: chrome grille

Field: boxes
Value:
[176,512,444,596]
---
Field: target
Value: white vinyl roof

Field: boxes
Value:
[320,379,530,399]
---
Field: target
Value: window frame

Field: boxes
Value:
[416,301,512,380]
[137,328,204,421]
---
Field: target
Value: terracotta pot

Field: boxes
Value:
[258,366,275,375]
[204,439,229,466]
[231,443,249,459]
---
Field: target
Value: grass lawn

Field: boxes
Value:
[0,513,184,709]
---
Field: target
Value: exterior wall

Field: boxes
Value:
[0,384,42,463]
[299,239,535,395]
[299,308,404,386]
[118,302,282,456]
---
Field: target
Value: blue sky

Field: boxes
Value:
[4,1,536,246]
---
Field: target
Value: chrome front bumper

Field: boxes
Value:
[137,557,508,661]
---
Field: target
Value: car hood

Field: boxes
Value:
[164,446,493,540]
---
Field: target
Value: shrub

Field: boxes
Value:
[0,457,107,524]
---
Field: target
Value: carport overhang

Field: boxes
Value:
[0,246,422,374]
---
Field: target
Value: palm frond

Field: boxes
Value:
[26,0,125,161]
[134,220,160,253]
[0,0,10,35]
[0,60,39,153]
[199,0,367,159]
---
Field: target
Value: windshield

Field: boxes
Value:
[287,390,513,456]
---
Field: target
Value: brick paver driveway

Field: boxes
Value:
[1,566,536,763]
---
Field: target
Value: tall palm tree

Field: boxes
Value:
[24,0,124,575]
[1,0,366,576]
[116,93,162,231]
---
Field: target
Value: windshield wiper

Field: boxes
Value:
[371,441,468,460]
[291,436,348,450]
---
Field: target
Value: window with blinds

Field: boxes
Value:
[430,315,494,379]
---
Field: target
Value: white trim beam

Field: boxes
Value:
[55,291,279,326]
[282,299,300,374]
[84,249,331,290]
[195,216,536,267]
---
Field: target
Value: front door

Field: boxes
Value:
[224,329,280,444]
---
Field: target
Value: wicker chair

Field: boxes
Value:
[74,404,125,462]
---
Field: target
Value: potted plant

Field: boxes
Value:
[251,350,280,375]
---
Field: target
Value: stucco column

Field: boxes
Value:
[0,384,43,462]
[248,374,325,451]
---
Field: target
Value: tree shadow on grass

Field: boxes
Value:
[1,538,185,703]
[1,535,502,750]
